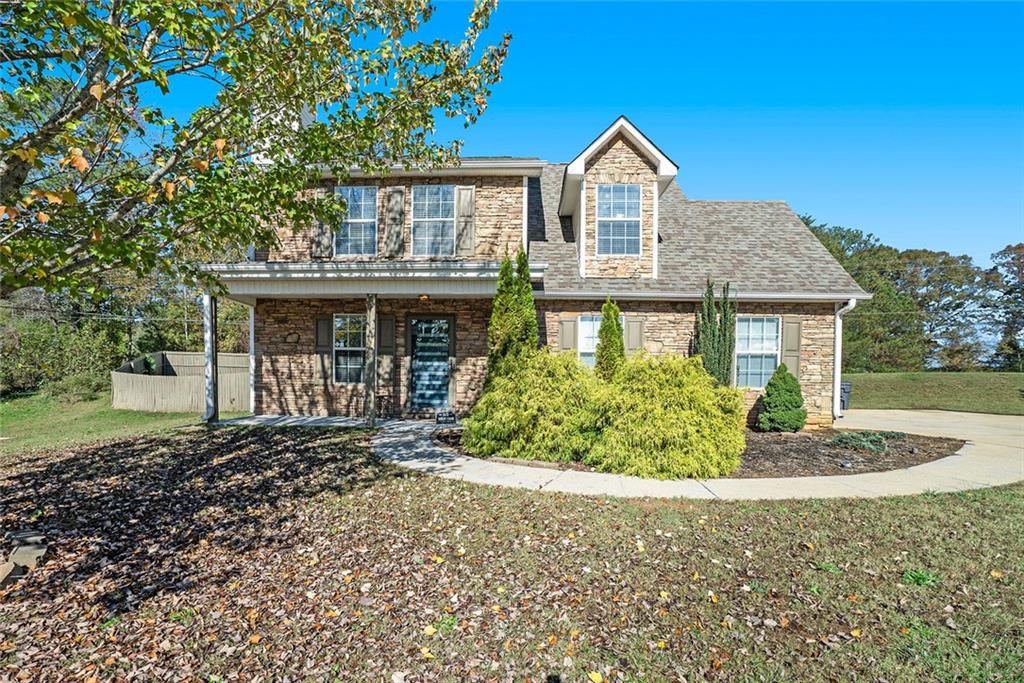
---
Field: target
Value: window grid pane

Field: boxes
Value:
[335,186,377,256]
[735,316,780,388]
[333,314,367,384]
[412,185,455,256]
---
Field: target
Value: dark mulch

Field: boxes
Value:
[435,428,964,479]
[734,430,963,478]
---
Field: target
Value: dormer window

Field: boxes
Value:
[596,183,641,256]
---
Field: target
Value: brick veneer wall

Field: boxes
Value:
[267,175,524,262]
[254,298,490,417]
[537,299,836,428]
[582,134,657,278]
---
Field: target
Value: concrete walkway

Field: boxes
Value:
[369,410,1023,500]
[220,410,1024,500]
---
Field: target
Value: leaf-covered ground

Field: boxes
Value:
[1,427,1021,682]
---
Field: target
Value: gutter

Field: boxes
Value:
[535,289,871,303]
[833,298,858,420]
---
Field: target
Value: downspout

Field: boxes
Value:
[832,298,857,420]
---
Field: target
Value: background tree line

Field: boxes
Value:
[1,271,249,398]
[804,215,1022,373]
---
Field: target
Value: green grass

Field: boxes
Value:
[845,372,1024,415]
[0,390,204,456]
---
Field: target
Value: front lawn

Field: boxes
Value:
[1,428,1020,681]
[0,391,239,456]
[845,372,1024,415]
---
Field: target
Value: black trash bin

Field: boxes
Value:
[840,381,852,411]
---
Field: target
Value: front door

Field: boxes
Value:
[410,317,452,408]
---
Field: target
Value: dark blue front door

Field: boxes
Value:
[410,318,451,408]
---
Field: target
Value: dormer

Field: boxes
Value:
[558,116,678,279]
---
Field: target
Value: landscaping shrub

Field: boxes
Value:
[594,297,624,381]
[462,350,601,462]
[830,430,907,454]
[695,279,735,385]
[586,354,746,479]
[757,363,807,432]
[485,251,538,378]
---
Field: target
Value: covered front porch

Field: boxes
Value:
[199,260,545,424]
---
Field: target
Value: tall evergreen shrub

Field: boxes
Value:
[696,279,735,385]
[594,297,624,381]
[486,250,539,378]
[756,363,808,432]
[515,249,539,351]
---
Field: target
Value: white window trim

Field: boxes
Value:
[333,186,378,258]
[577,312,626,365]
[332,313,367,385]
[594,183,642,259]
[733,315,782,389]
[411,184,456,257]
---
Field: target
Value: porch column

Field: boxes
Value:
[202,293,219,423]
[365,293,377,427]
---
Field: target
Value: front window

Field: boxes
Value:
[334,186,377,256]
[333,314,367,383]
[596,183,641,256]
[412,185,455,256]
[736,316,780,388]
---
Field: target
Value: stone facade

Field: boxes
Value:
[254,297,490,417]
[537,299,696,354]
[582,133,657,278]
[537,299,835,428]
[267,175,524,262]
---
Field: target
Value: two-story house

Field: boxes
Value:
[202,116,869,427]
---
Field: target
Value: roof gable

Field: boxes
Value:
[559,115,679,216]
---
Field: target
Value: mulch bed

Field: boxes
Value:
[435,428,964,479]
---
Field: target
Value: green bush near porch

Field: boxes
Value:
[463,351,746,479]
[462,351,601,462]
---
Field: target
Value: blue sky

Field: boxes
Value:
[423,0,1023,266]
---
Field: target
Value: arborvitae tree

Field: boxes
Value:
[696,279,735,385]
[515,249,539,351]
[486,255,516,374]
[756,363,808,432]
[486,250,540,378]
[595,297,625,381]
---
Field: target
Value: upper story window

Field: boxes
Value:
[412,185,455,256]
[334,186,378,256]
[596,183,641,256]
[735,316,780,389]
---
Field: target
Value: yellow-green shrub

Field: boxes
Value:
[462,350,601,462]
[586,354,746,479]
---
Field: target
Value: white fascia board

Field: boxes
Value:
[319,159,546,180]
[203,261,547,282]
[559,116,678,216]
[536,289,873,302]
[565,116,678,179]
[221,279,506,298]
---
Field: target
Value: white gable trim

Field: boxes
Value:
[566,116,677,179]
[559,116,678,217]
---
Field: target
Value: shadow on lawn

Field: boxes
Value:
[0,426,404,612]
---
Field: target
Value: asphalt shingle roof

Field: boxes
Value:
[529,164,866,299]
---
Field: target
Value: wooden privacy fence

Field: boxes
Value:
[111,351,250,413]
